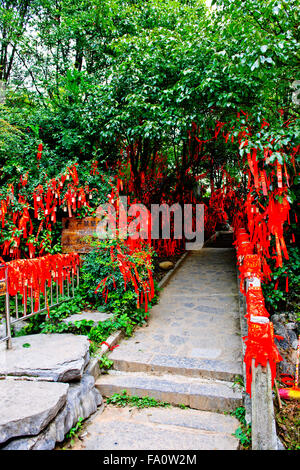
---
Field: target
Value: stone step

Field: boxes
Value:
[0,333,90,382]
[95,371,242,412]
[2,374,102,450]
[72,405,240,450]
[109,349,242,382]
[0,379,69,445]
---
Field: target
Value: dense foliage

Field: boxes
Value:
[81,237,157,324]
[0,3,298,453]
[0,0,299,315]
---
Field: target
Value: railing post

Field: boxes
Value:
[5,267,12,350]
[251,360,278,450]
[245,276,278,450]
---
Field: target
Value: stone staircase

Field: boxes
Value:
[85,247,244,450]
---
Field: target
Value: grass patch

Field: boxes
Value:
[229,406,252,450]
[106,390,170,409]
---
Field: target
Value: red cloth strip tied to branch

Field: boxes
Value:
[243,320,283,396]
[5,253,80,315]
[37,143,43,162]
[1,163,96,260]
[234,229,254,264]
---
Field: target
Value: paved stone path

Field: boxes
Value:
[110,248,242,367]
[74,247,243,450]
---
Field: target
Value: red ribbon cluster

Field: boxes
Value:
[94,183,155,314]
[95,241,154,314]
[235,227,283,396]
[4,252,80,316]
[0,163,96,259]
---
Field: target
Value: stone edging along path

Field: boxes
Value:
[157,251,189,289]
[88,330,124,380]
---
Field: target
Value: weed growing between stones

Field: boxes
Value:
[231,375,244,392]
[106,390,170,409]
[99,354,114,371]
[65,417,84,448]
[229,406,252,450]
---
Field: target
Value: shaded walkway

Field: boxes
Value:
[109,248,242,370]
[75,247,243,450]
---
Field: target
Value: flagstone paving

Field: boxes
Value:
[72,405,240,450]
[73,246,244,450]
[109,248,242,368]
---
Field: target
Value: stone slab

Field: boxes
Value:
[96,372,242,412]
[110,349,242,381]
[148,354,242,381]
[2,373,102,450]
[71,406,239,450]
[188,380,242,412]
[0,379,68,445]
[132,406,239,435]
[62,311,113,326]
[0,334,90,382]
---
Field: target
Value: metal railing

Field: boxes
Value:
[0,263,79,350]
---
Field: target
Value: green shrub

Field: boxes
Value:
[14,289,87,336]
[81,237,157,324]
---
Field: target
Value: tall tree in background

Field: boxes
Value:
[0,0,33,83]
